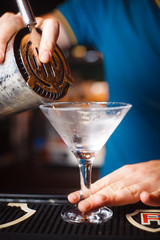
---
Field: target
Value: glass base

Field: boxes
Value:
[61,205,113,224]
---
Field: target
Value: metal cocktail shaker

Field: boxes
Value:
[0,0,73,119]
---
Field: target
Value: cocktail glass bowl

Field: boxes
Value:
[40,102,132,224]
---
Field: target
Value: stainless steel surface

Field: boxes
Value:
[16,0,36,26]
[0,35,44,119]
[0,0,73,118]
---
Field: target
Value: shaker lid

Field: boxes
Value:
[14,27,74,100]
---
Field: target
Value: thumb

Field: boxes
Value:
[140,191,160,206]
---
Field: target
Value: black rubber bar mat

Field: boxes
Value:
[0,194,159,240]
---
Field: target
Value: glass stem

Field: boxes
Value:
[78,159,94,200]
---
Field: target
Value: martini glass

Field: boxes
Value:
[40,102,132,224]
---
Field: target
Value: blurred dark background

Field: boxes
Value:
[0,0,65,15]
[0,0,107,196]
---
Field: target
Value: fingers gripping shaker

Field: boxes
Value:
[0,0,74,119]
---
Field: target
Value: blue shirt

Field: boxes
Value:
[57,0,160,176]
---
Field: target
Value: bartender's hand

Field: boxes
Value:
[68,160,160,212]
[0,12,70,64]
